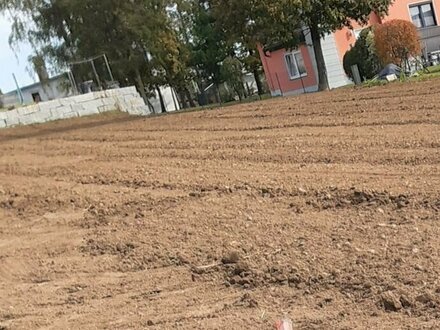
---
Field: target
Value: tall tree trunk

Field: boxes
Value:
[178,89,189,109]
[243,82,250,98]
[156,85,166,113]
[253,67,264,97]
[184,87,196,108]
[234,87,242,101]
[310,24,329,91]
[248,48,265,97]
[134,69,148,104]
[214,84,221,104]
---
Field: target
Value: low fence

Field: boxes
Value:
[0,87,150,129]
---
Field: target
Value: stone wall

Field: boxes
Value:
[0,86,150,129]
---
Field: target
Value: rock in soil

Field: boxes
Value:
[221,250,240,264]
[380,291,402,312]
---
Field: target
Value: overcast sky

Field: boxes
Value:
[0,14,35,93]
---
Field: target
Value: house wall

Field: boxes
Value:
[383,0,440,23]
[1,75,73,108]
[331,0,440,54]
[21,76,72,104]
[258,44,318,96]
[1,93,19,108]
[383,0,440,54]
[0,86,150,129]
[333,13,382,60]
[326,13,382,86]
[258,1,440,95]
[321,33,352,89]
[259,13,382,95]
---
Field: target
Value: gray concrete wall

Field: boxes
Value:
[0,86,150,129]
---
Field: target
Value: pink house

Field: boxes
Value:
[260,0,440,96]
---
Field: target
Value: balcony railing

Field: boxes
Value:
[419,25,440,39]
[418,26,440,53]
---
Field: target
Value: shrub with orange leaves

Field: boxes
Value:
[374,19,421,66]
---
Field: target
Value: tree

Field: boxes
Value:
[374,19,421,68]
[190,0,231,103]
[0,0,184,112]
[210,0,268,97]
[297,1,393,90]
[221,56,245,100]
[213,0,393,91]
[218,0,315,93]
[343,27,381,80]
[167,0,198,108]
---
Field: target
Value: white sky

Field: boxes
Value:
[0,14,35,93]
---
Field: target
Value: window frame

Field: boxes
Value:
[284,50,308,80]
[409,1,437,28]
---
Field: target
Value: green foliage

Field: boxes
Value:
[221,56,245,100]
[343,28,381,81]
[363,79,388,87]
[408,65,440,82]
[0,0,394,103]
[211,0,393,91]
[425,65,440,74]
[0,0,188,105]
[219,86,237,103]
[190,1,230,85]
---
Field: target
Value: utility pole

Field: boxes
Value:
[67,68,79,95]
[12,73,24,104]
[293,55,307,94]
[90,59,102,90]
[104,54,115,82]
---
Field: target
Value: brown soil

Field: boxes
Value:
[1,80,440,329]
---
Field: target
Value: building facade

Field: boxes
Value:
[260,0,440,96]
[1,74,72,108]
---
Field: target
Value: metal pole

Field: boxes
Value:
[275,73,283,97]
[67,71,74,93]
[90,59,102,90]
[67,69,78,95]
[70,66,79,94]
[103,54,115,82]
[294,55,307,94]
[12,73,24,104]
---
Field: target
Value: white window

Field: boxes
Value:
[284,51,307,80]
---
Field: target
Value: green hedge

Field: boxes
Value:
[343,28,381,81]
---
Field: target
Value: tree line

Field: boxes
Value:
[0,0,392,111]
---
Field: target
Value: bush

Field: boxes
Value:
[221,57,246,100]
[374,19,421,66]
[343,28,381,81]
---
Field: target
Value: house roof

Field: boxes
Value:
[262,29,306,54]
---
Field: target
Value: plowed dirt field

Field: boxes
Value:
[1,80,440,329]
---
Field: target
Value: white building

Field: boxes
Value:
[1,74,72,108]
